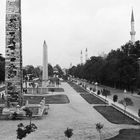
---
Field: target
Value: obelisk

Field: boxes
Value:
[42,40,48,88]
[5,0,23,106]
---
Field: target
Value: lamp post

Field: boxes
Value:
[95,82,98,92]
[124,89,127,98]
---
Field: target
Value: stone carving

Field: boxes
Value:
[6,0,22,106]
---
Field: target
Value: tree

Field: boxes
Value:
[119,98,133,118]
[54,64,64,77]
[113,95,118,104]
[67,40,140,90]
[97,90,101,95]
[34,66,42,78]
[96,122,104,140]
[102,89,111,104]
[16,122,37,140]
[17,107,37,140]
[48,64,53,76]
[23,107,33,125]
[64,128,73,140]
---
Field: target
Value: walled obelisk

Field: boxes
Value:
[42,40,48,88]
[5,0,23,106]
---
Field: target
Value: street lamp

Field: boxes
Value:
[124,89,127,98]
[95,82,98,92]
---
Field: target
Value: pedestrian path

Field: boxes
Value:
[77,79,140,117]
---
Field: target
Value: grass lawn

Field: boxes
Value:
[106,129,140,140]
[68,82,88,94]
[24,94,70,104]
[45,94,69,104]
[48,87,64,92]
[94,106,139,125]
[80,94,106,104]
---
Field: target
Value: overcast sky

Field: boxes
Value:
[0,0,140,68]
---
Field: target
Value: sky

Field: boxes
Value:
[0,0,140,68]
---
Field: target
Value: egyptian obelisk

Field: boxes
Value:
[5,0,23,106]
[42,40,48,88]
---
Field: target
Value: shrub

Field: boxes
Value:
[16,123,37,140]
[64,128,73,140]
[113,95,118,103]
[97,90,101,95]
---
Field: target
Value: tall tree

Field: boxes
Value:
[119,97,133,119]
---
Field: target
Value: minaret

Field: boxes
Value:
[70,63,72,68]
[80,50,83,65]
[42,40,48,87]
[130,9,136,44]
[85,48,88,62]
[5,0,23,106]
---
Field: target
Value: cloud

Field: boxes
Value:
[0,0,140,68]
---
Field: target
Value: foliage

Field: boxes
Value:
[113,95,118,103]
[23,107,32,118]
[102,88,111,103]
[16,123,37,140]
[119,98,133,107]
[68,40,140,90]
[96,122,104,133]
[16,107,37,140]
[119,98,133,117]
[97,90,101,95]
[12,112,18,120]
[23,107,33,125]
[96,122,104,140]
[23,64,54,80]
[64,128,73,139]
[54,64,64,77]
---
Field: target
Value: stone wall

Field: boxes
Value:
[5,0,23,105]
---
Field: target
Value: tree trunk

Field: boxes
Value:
[30,117,32,126]
[99,132,102,140]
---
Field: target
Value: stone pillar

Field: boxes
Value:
[42,40,48,88]
[5,0,23,106]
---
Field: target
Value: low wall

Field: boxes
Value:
[25,87,64,94]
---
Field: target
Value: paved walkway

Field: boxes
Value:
[76,79,140,117]
[0,82,138,140]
